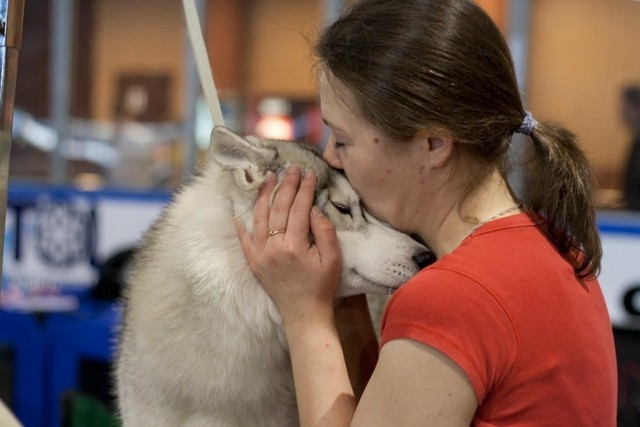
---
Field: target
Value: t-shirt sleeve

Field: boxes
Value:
[380,267,518,403]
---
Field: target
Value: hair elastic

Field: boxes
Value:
[516,111,538,136]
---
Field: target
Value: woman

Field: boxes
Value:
[237,0,617,425]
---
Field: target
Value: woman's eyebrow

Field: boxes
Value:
[322,117,347,134]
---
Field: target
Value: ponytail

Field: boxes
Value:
[524,121,602,279]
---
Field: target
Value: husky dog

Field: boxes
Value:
[115,127,432,427]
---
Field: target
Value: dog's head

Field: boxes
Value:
[209,127,434,296]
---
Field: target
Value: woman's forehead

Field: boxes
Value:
[319,78,360,124]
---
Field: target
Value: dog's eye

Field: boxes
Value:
[331,202,352,216]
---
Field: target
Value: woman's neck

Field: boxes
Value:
[420,168,519,257]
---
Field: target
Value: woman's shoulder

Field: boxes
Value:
[380,256,520,403]
[437,213,563,281]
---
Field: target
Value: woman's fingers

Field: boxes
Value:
[252,171,278,246]
[286,171,317,244]
[235,164,342,314]
[311,205,340,265]
[268,166,302,237]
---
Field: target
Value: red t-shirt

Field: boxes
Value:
[381,213,617,426]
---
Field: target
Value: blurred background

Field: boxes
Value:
[0,0,640,426]
[8,0,640,195]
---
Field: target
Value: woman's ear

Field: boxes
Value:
[426,135,454,168]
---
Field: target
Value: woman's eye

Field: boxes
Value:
[332,202,351,216]
[334,140,345,150]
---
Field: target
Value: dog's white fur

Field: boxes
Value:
[115,127,430,426]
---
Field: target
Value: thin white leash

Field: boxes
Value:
[182,0,225,128]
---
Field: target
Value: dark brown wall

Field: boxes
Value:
[15,0,93,118]
[15,0,50,118]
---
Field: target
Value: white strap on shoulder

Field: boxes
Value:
[182,0,225,128]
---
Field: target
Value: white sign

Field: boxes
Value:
[597,210,640,329]
[1,185,168,308]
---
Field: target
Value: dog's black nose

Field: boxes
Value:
[412,251,436,270]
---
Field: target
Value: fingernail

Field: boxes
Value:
[312,206,323,217]
[286,165,298,175]
[303,169,314,180]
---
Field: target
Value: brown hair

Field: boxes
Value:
[315,0,601,278]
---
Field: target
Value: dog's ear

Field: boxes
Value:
[209,127,277,190]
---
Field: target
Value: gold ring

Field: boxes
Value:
[268,229,286,237]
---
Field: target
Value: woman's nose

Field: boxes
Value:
[322,140,342,170]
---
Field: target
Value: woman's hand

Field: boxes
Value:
[238,167,365,425]
[236,166,343,323]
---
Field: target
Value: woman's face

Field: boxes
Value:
[318,75,431,232]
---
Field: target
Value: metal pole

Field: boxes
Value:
[506,0,533,200]
[0,0,25,286]
[324,0,344,24]
[49,0,73,184]
[508,0,532,99]
[183,0,206,177]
